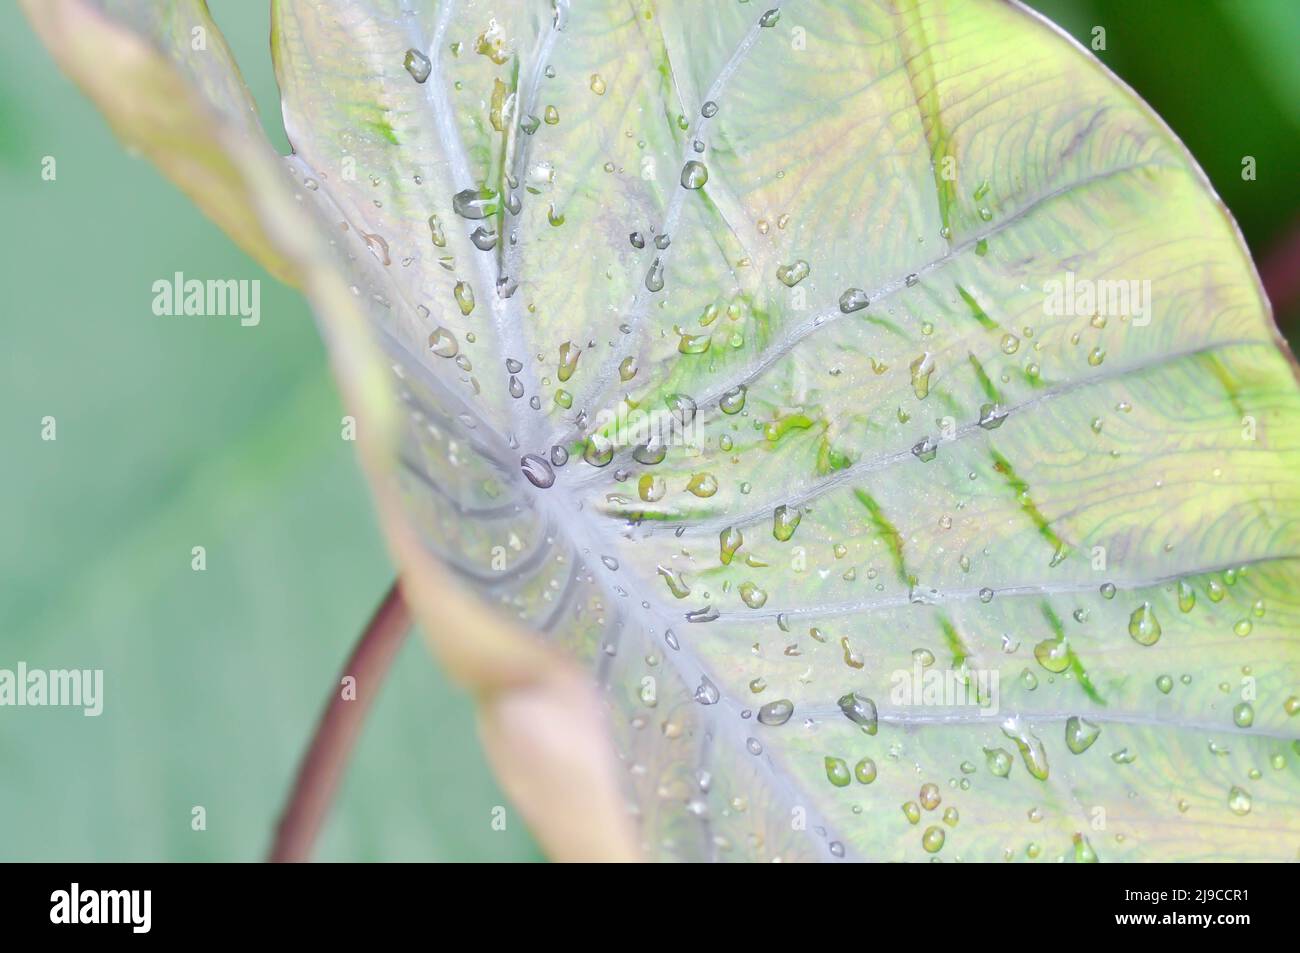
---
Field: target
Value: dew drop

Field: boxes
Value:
[837,692,878,735]
[1128,602,1161,646]
[838,287,869,313]
[921,826,945,854]
[850,758,877,785]
[403,48,432,83]
[519,453,555,488]
[428,327,459,358]
[1065,715,1100,754]
[452,187,497,220]
[824,756,851,787]
[757,699,793,726]
[776,260,809,287]
[680,160,709,189]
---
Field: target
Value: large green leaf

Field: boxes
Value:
[33,0,1300,860]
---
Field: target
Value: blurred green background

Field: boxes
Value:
[0,1,1295,861]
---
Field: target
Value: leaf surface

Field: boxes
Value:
[34,0,1300,860]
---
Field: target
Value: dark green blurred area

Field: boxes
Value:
[0,0,1295,862]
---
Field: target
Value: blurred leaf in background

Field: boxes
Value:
[0,0,542,862]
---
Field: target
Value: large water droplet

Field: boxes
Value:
[909,352,935,399]
[694,677,720,705]
[773,504,801,541]
[645,257,665,292]
[824,756,851,787]
[1065,715,1100,754]
[680,160,709,189]
[403,48,432,83]
[519,453,555,488]
[452,187,497,219]
[1128,602,1161,646]
[757,699,793,726]
[776,260,810,287]
[1227,785,1252,816]
[838,288,869,313]
[838,692,878,735]
[428,327,459,358]
[1001,717,1049,780]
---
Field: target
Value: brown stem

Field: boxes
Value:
[268,579,411,862]
[1261,214,1300,317]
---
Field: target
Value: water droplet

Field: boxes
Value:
[1233,702,1254,728]
[638,474,665,502]
[656,565,691,599]
[557,341,580,382]
[1065,716,1100,754]
[921,826,945,853]
[759,8,781,27]
[776,260,809,287]
[1001,717,1049,780]
[519,453,555,488]
[680,160,709,189]
[1073,833,1099,863]
[837,692,878,735]
[1177,579,1196,612]
[1033,638,1071,674]
[452,187,497,220]
[719,527,743,565]
[694,677,720,705]
[583,436,614,467]
[1156,674,1173,694]
[825,756,851,787]
[854,758,877,784]
[427,214,447,246]
[838,288,869,313]
[633,438,666,466]
[773,504,801,541]
[909,352,935,399]
[701,100,719,118]
[665,393,697,428]
[403,48,432,83]
[453,280,475,315]
[919,783,941,811]
[677,331,710,354]
[1227,786,1252,816]
[589,73,606,95]
[984,746,1013,778]
[645,257,665,292]
[1128,602,1161,646]
[470,225,497,250]
[911,436,938,462]
[757,699,793,726]
[719,385,747,414]
[978,403,1007,429]
[363,232,390,266]
[739,582,768,609]
[686,472,718,498]
[428,327,459,357]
